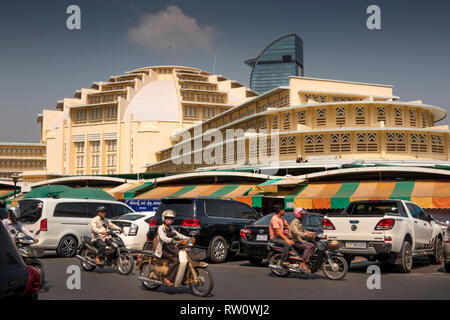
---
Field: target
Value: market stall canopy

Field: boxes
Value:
[135,184,263,207]
[107,181,155,200]
[254,177,305,193]
[58,187,117,201]
[292,180,450,210]
[23,185,73,199]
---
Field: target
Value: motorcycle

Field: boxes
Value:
[268,234,348,280]
[75,228,134,275]
[16,231,46,289]
[137,240,214,297]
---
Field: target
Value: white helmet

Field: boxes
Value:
[162,209,176,222]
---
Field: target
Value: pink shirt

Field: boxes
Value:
[269,214,288,239]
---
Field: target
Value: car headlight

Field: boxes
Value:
[128,224,138,236]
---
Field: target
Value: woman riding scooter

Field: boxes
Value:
[289,208,316,272]
[155,210,193,286]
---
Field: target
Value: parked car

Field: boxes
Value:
[112,212,155,251]
[16,198,135,257]
[240,212,324,265]
[145,197,261,263]
[323,200,445,272]
[444,226,450,272]
[0,222,41,300]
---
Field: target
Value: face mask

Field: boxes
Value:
[165,219,174,225]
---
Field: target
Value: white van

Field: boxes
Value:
[16,198,135,257]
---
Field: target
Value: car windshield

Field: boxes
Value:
[17,200,43,223]
[155,199,194,218]
[114,214,145,221]
[340,202,400,216]
[253,212,295,226]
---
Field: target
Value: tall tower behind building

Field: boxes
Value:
[245,34,304,94]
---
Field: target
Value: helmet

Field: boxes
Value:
[162,209,176,222]
[96,206,106,213]
[294,208,306,219]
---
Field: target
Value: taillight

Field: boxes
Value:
[240,228,251,239]
[40,218,47,231]
[322,218,335,230]
[445,235,450,243]
[182,219,200,227]
[24,266,40,296]
[283,229,289,236]
[148,219,157,226]
[375,219,395,230]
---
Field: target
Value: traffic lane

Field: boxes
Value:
[209,258,450,300]
[38,254,450,300]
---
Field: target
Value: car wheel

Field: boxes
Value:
[57,235,78,258]
[248,257,263,266]
[208,236,228,263]
[429,238,443,265]
[445,263,450,273]
[396,241,413,273]
[343,254,353,267]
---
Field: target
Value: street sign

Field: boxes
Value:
[125,199,161,212]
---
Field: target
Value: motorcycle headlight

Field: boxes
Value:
[329,240,340,251]
[128,224,138,236]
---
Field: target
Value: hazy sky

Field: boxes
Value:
[0,0,449,142]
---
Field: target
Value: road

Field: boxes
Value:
[37,253,450,300]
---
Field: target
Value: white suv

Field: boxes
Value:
[16,198,135,257]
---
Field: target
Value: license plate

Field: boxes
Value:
[256,234,268,241]
[345,242,367,249]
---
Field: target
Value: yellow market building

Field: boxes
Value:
[37,66,257,177]
[146,76,450,174]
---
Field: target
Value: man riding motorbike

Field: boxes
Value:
[269,204,293,266]
[154,209,193,287]
[289,208,316,272]
[90,206,123,265]
[2,208,38,243]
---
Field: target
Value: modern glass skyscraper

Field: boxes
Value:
[245,34,304,94]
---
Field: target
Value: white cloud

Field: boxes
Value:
[128,6,217,52]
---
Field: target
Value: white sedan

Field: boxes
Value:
[112,212,155,251]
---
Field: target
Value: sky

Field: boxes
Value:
[0,0,449,142]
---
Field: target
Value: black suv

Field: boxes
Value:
[146,197,261,263]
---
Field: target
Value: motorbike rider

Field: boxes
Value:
[154,209,193,287]
[269,204,293,266]
[90,206,123,265]
[2,208,38,243]
[289,208,316,272]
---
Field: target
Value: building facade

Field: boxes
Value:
[38,66,257,176]
[0,142,46,180]
[245,34,304,94]
[146,76,450,174]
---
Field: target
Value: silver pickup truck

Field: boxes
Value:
[323,200,444,273]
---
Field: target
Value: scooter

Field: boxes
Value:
[136,240,214,297]
[16,230,46,289]
[268,234,348,280]
[75,228,134,275]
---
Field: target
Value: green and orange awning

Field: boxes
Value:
[291,180,450,209]
[135,184,263,207]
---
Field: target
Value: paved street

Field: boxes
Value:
[38,253,450,300]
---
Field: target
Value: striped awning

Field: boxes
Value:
[135,184,263,207]
[107,181,155,199]
[292,180,450,209]
[136,184,259,199]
